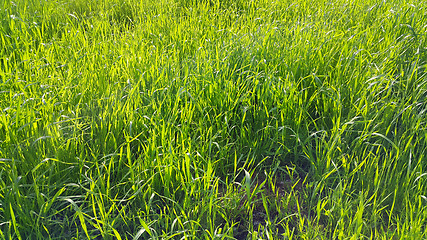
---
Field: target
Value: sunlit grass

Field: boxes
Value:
[1,0,426,239]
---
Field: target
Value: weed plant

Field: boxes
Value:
[0,0,426,239]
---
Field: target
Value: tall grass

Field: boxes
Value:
[1,0,426,238]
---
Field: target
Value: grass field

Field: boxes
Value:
[1,0,426,239]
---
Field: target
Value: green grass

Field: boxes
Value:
[0,0,426,239]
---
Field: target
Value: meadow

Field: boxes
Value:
[0,0,426,239]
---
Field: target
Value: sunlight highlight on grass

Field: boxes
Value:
[0,0,426,238]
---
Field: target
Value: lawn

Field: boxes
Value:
[0,0,426,239]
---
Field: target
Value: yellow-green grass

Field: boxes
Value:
[0,0,426,239]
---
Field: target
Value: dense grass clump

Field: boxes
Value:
[1,0,426,239]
